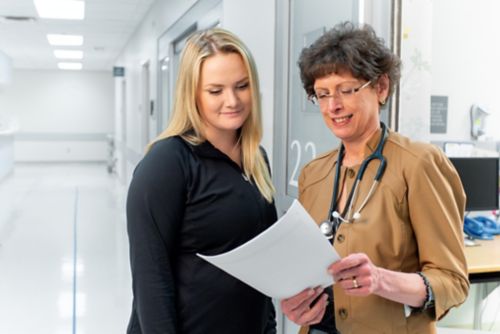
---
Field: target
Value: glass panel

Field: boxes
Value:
[285,0,359,197]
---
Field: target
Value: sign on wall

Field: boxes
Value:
[430,95,448,134]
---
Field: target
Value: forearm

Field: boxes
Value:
[374,268,426,307]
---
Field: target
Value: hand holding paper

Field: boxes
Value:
[197,200,340,299]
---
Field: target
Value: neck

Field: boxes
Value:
[205,129,241,165]
[342,126,380,167]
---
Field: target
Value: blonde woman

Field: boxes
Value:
[126,28,277,334]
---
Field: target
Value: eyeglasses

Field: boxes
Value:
[309,80,372,106]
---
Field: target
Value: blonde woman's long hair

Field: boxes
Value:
[149,28,275,203]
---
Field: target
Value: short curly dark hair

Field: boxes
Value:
[298,21,401,101]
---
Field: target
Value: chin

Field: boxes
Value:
[329,126,351,141]
[220,121,246,132]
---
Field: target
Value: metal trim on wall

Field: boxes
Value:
[272,0,292,219]
[390,0,402,131]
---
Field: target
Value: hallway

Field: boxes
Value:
[0,163,131,334]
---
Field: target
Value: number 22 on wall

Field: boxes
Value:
[289,140,316,187]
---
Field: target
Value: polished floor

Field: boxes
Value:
[0,163,132,334]
[1,163,499,334]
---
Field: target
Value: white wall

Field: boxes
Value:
[0,69,114,162]
[115,0,276,183]
[430,0,500,142]
[0,50,13,88]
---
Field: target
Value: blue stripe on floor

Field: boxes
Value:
[72,187,79,334]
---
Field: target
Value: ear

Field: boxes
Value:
[376,74,390,105]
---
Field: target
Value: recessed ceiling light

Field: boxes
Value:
[47,34,83,46]
[34,0,85,20]
[54,50,83,59]
[58,62,82,70]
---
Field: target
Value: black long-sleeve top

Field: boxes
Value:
[126,136,278,334]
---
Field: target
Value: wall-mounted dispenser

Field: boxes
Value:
[470,104,489,140]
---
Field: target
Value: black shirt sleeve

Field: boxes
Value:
[126,138,189,334]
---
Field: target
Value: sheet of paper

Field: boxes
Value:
[197,199,340,299]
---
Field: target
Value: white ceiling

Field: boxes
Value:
[0,0,156,71]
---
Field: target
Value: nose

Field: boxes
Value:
[225,89,240,107]
[322,95,341,111]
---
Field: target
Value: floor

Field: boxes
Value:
[1,162,499,334]
[0,163,132,334]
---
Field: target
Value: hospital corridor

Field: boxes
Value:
[1,0,500,333]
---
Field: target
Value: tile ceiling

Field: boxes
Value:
[0,0,156,71]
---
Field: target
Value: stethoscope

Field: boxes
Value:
[319,122,388,240]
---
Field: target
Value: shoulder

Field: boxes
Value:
[148,136,191,158]
[302,148,338,173]
[134,136,193,179]
[385,131,449,175]
[299,148,338,188]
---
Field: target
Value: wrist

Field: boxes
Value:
[373,266,387,296]
[410,272,435,312]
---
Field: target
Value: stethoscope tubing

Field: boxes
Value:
[324,122,388,229]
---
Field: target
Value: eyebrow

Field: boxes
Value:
[202,77,250,88]
[314,80,359,90]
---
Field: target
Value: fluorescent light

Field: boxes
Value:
[54,49,83,59]
[47,34,83,46]
[58,62,82,70]
[34,0,85,20]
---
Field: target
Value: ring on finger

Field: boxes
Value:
[352,277,359,289]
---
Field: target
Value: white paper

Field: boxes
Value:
[197,199,340,299]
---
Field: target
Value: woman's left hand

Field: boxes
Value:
[328,253,381,296]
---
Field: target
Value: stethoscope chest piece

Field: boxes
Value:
[319,122,388,241]
[320,220,334,239]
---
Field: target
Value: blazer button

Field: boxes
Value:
[338,308,348,320]
[336,234,345,243]
[347,168,355,178]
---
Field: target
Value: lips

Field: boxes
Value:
[332,114,353,124]
[220,112,239,117]
[219,110,243,117]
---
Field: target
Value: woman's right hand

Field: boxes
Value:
[280,287,328,326]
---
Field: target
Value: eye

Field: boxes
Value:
[207,89,222,95]
[316,92,330,99]
[236,82,249,90]
[338,87,356,96]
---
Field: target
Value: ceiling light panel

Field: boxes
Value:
[47,34,83,46]
[34,0,85,20]
[54,50,83,59]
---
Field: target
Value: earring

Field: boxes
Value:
[380,99,386,105]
